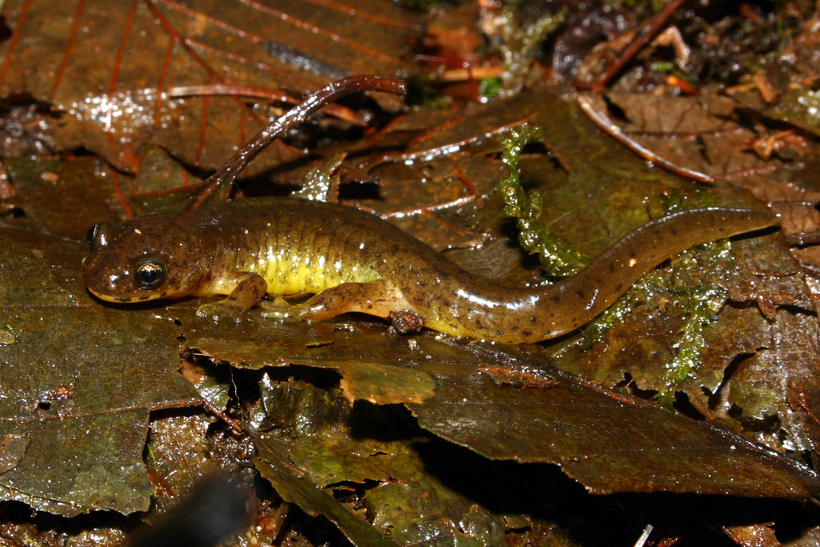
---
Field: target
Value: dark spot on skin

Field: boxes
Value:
[629,251,636,258]
[671,229,678,236]
[551,295,561,303]
[530,316,536,322]
[576,291,585,299]
[138,295,150,301]
[616,284,623,291]
[522,330,532,337]
[228,296,237,301]
[609,262,615,272]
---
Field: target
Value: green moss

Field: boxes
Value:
[294,153,346,202]
[585,239,734,397]
[478,78,503,100]
[497,125,588,277]
[490,7,566,94]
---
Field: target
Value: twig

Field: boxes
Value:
[188,75,407,210]
[580,0,688,91]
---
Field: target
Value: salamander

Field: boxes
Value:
[82,198,777,344]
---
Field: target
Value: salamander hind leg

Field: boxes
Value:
[260,280,405,324]
[197,273,268,322]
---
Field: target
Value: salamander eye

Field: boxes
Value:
[86,221,116,250]
[134,255,168,289]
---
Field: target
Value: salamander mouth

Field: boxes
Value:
[86,287,150,304]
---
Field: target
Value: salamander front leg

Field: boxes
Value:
[197,272,268,321]
[260,280,405,323]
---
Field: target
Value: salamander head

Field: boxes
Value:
[83,213,211,303]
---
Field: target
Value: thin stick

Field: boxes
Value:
[582,0,688,91]
[190,75,407,209]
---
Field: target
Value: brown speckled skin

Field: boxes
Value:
[83,198,777,344]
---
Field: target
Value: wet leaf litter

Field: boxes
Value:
[2,1,820,546]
